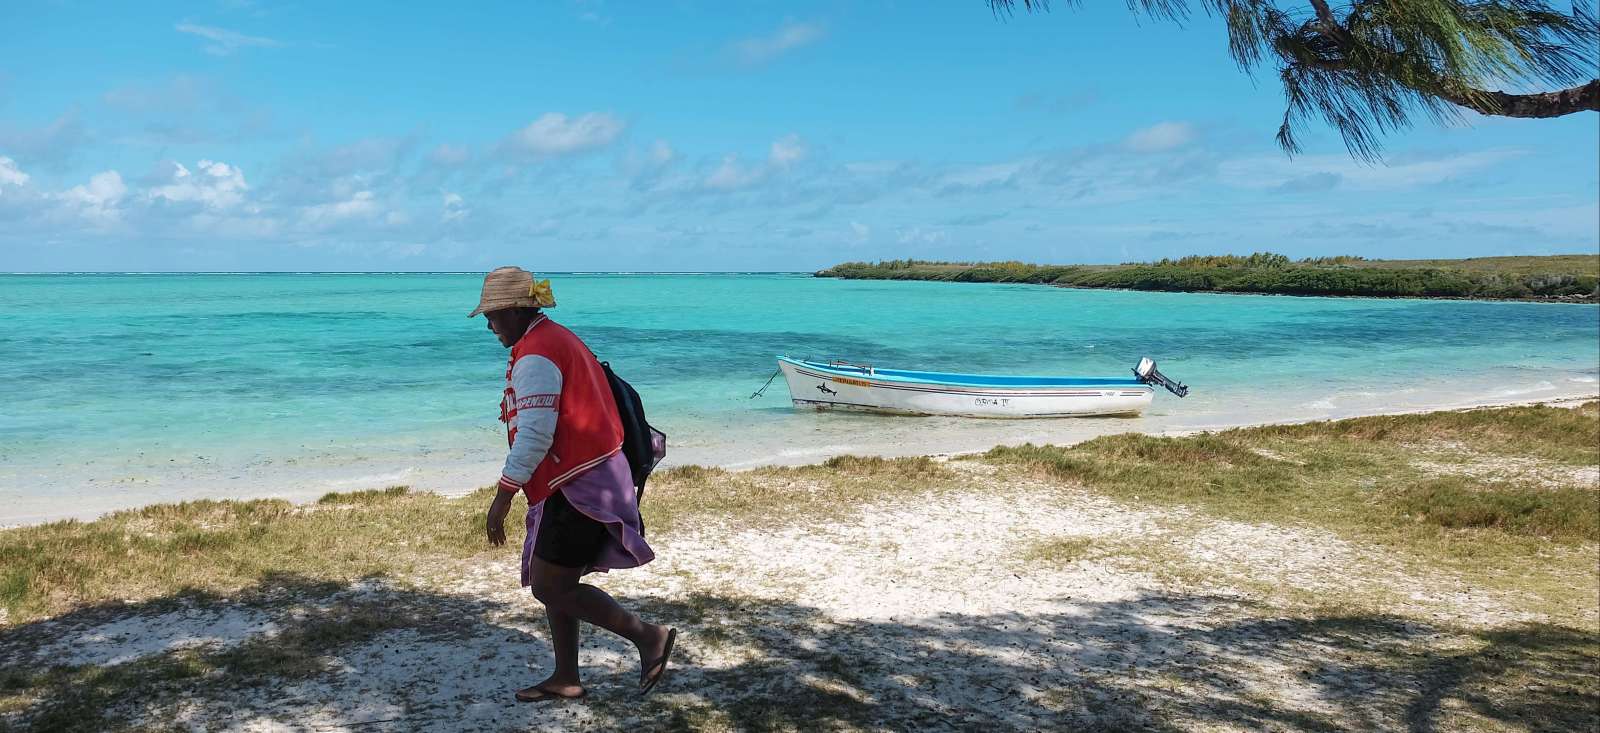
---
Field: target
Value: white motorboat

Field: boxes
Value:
[776,356,1187,418]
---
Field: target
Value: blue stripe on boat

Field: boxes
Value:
[778,356,1146,388]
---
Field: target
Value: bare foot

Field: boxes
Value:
[515,675,586,703]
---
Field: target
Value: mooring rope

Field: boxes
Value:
[749,367,782,399]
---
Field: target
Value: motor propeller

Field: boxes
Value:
[1133,357,1189,398]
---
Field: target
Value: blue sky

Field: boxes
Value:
[1,1,1596,272]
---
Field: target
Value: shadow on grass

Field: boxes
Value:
[1,578,1594,732]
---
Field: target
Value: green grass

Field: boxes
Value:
[985,402,1599,539]
[316,485,410,504]
[1392,476,1596,536]
[1019,536,1096,566]
[0,487,515,623]
[643,455,958,534]
[0,456,957,625]
[817,253,1600,300]
[982,401,1600,620]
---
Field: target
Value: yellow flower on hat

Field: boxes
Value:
[528,279,556,307]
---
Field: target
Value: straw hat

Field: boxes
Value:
[469,266,557,317]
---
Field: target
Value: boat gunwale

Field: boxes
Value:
[778,356,1150,389]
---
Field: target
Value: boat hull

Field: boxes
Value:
[778,359,1155,418]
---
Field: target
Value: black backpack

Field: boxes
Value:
[599,361,665,534]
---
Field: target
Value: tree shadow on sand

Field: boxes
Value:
[1,577,1594,732]
[626,593,1597,733]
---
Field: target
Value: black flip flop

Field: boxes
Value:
[515,684,588,703]
[639,627,677,696]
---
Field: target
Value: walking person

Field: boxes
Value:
[472,266,676,702]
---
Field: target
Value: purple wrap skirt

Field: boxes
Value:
[520,451,654,584]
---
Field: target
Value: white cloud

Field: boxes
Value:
[770,134,807,167]
[0,156,28,191]
[698,135,810,192]
[936,162,1023,193]
[1125,122,1196,153]
[732,20,826,66]
[149,159,248,209]
[896,226,948,245]
[703,155,763,191]
[505,113,625,157]
[60,171,127,223]
[65,171,127,206]
[620,140,679,191]
[442,191,470,222]
[174,22,282,55]
[1219,149,1524,191]
[302,190,379,227]
[848,220,870,244]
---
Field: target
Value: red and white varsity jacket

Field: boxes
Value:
[497,314,625,505]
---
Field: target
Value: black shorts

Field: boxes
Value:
[533,489,608,569]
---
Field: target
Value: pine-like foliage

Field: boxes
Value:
[991,0,1599,160]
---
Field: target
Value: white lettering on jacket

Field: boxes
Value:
[502,354,562,485]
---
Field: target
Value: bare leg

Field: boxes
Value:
[529,557,672,685]
[526,606,583,696]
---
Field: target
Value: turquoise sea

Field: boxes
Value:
[2,273,1597,524]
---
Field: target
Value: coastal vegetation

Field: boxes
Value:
[817,252,1600,301]
[990,0,1600,159]
[0,456,962,624]
[2,402,1595,730]
[984,401,1600,615]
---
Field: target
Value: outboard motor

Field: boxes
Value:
[1133,357,1189,397]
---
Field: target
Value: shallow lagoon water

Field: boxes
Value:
[1,273,1595,524]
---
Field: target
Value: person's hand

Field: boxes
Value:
[486,495,512,546]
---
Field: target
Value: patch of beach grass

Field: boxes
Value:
[315,485,410,505]
[1019,536,1096,566]
[1393,476,1597,535]
[0,487,522,624]
[982,402,1600,623]
[643,455,957,534]
[0,455,955,625]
